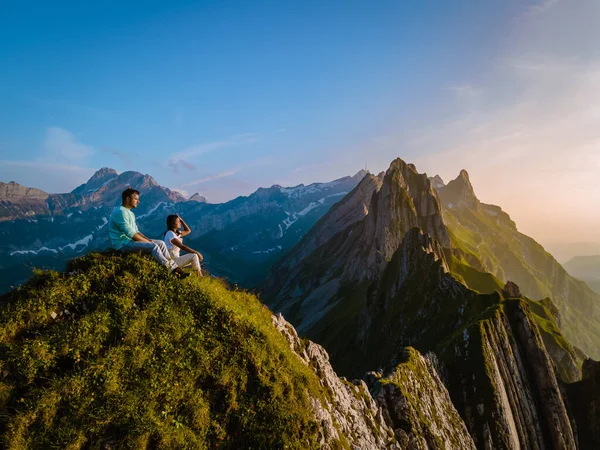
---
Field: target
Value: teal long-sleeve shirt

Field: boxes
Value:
[109,206,139,249]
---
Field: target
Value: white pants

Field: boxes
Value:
[173,253,201,273]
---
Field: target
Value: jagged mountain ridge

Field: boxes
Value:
[263,157,593,448]
[436,169,600,360]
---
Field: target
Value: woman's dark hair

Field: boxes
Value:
[164,214,181,237]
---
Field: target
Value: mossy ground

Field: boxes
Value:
[0,252,328,449]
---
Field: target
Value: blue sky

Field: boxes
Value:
[1,0,600,246]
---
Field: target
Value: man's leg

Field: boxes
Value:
[150,240,178,271]
[121,240,176,271]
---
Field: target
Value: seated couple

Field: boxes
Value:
[108,188,203,278]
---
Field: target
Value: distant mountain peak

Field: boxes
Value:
[351,169,369,181]
[0,181,49,200]
[189,193,208,203]
[437,169,479,209]
[90,167,118,182]
[429,175,445,189]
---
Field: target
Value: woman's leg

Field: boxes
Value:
[174,253,202,276]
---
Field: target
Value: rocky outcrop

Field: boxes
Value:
[566,358,600,448]
[272,313,398,449]
[273,313,480,450]
[0,181,48,200]
[0,182,50,221]
[444,300,577,449]
[366,348,476,450]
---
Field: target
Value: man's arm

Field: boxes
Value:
[113,209,150,242]
[131,232,152,243]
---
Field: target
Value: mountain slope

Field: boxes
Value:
[0,253,391,449]
[437,170,600,360]
[1,252,497,449]
[564,255,600,294]
[263,157,588,448]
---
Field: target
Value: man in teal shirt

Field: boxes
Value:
[109,188,188,278]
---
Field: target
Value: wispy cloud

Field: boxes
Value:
[356,0,600,244]
[100,146,135,165]
[178,157,274,188]
[42,127,94,161]
[522,0,561,17]
[179,168,240,187]
[169,133,259,162]
[168,159,196,173]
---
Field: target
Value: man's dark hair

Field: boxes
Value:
[122,188,140,204]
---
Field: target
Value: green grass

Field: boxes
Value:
[0,252,329,449]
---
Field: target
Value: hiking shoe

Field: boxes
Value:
[172,267,190,279]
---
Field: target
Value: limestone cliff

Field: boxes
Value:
[0,181,50,221]
[437,169,600,360]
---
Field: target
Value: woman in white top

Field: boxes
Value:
[163,214,203,277]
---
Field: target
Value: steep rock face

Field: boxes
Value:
[366,348,476,450]
[274,314,481,450]
[264,172,384,300]
[272,313,398,449]
[437,170,600,360]
[0,182,50,221]
[263,159,451,338]
[443,300,577,449]
[566,359,600,447]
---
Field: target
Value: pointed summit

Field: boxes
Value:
[89,167,118,183]
[351,169,369,182]
[189,193,208,203]
[437,169,478,209]
[429,175,445,190]
[72,168,118,195]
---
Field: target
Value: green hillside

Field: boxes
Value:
[0,253,329,449]
[440,201,600,361]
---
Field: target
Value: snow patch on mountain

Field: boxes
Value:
[280,180,341,198]
[10,234,93,256]
[137,202,171,220]
[61,234,93,251]
[252,245,283,254]
[97,217,109,230]
[283,212,299,230]
[10,246,59,256]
